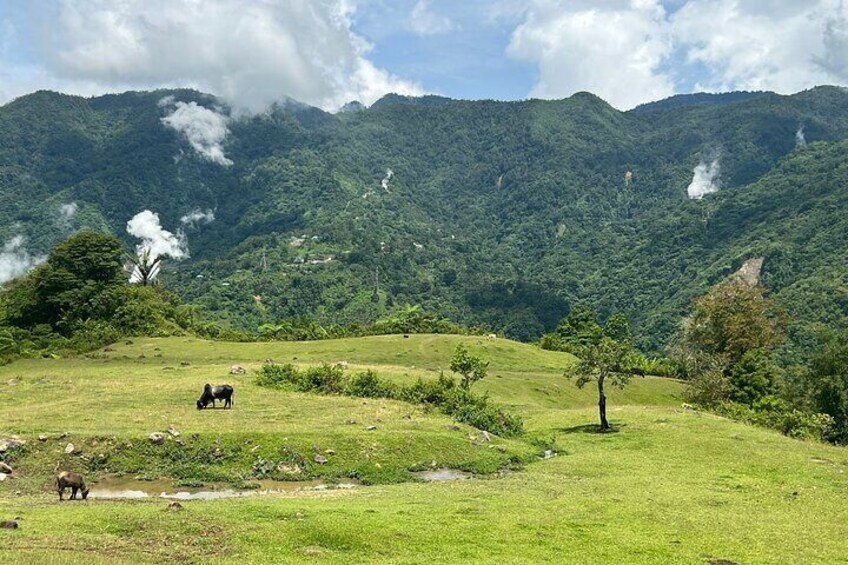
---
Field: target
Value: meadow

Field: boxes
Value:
[0,335,845,564]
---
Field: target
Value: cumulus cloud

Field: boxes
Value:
[796,125,807,148]
[180,208,215,226]
[687,158,721,200]
[160,99,232,166]
[127,210,188,263]
[409,1,456,35]
[506,0,848,109]
[507,0,675,109]
[14,0,421,112]
[0,236,46,284]
[381,169,394,192]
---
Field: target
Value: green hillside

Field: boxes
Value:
[1,335,846,563]
[3,87,848,350]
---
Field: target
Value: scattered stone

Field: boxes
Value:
[230,365,246,375]
[167,425,180,437]
[431,459,438,468]
[213,447,223,458]
[365,426,377,431]
[542,450,555,460]
[0,473,7,482]
[148,433,165,445]
[0,462,13,474]
[58,432,69,440]
[64,443,75,454]
[264,358,273,364]
[479,431,491,442]
[175,439,185,447]
[277,463,302,475]
[6,379,17,386]
[0,520,18,529]
[89,439,99,447]
[681,403,696,411]
[302,547,323,556]
[295,512,305,519]
[447,425,461,432]
[103,346,114,352]
[324,449,335,455]
[314,455,328,465]
[497,446,507,453]
[37,434,48,442]
[334,361,348,369]
[251,445,261,452]
[166,502,183,512]
[345,419,357,425]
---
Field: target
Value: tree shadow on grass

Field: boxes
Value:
[559,423,626,435]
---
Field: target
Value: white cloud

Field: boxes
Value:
[181,208,215,226]
[671,0,847,94]
[507,0,675,109]
[57,202,78,229]
[0,236,46,284]
[127,210,189,263]
[160,100,232,166]
[409,1,456,35]
[13,0,421,112]
[687,157,721,200]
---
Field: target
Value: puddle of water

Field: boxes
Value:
[413,469,472,482]
[89,476,358,500]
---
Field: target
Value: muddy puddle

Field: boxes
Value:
[89,476,358,500]
[413,469,472,482]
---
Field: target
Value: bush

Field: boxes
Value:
[255,363,523,437]
[714,398,834,441]
[345,370,398,398]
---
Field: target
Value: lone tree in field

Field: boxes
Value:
[566,312,639,430]
[450,344,489,390]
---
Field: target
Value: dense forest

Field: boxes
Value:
[2,86,848,355]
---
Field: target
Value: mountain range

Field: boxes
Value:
[2,86,848,352]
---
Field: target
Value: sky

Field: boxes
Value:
[2,0,848,112]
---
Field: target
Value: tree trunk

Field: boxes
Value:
[598,376,610,430]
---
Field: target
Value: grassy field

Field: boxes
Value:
[1,335,846,564]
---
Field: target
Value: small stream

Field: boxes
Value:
[88,476,358,500]
[412,469,472,481]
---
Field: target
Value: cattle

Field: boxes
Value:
[57,471,89,501]
[197,384,234,409]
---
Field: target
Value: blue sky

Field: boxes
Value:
[2,1,847,111]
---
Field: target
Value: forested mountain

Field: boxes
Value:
[2,86,848,351]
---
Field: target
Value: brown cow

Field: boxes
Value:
[57,471,89,501]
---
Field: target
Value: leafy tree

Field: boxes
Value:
[806,331,848,442]
[566,314,639,430]
[680,279,787,406]
[450,344,489,390]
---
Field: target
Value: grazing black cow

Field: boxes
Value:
[57,471,89,501]
[197,384,234,409]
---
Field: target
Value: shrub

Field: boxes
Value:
[254,363,301,389]
[345,370,397,398]
[715,398,834,441]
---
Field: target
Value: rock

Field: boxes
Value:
[6,379,17,386]
[230,365,246,375]
[324,449,335,455]
[479,431,491,442]
[277,463,302,475]
[251,445,261,452]
[167,425,180,437]
[543,450,555,459]
[345,419,357,425]
[334,361,348,369]
[365,425,377,431]
[0,520,18,529]
[64,443,75,454]
[497,446,507,453]
[58,432,69,440]
[295,512,305,519]
[213,447,223,458]
[148,433,165,445]
[103,346,114,352]
[0,473,7,482]
[166,502,183,512]
[175,439,185,447]
[314,455,328,465]
[447,425,461,432]
[0,438,25,453]
[38,435,48,442]
[0,462,12,474]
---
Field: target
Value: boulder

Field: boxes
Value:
[64,443,75,454]
[0,473,7,482]
[0,462,12,474]
[229,365,246,375]
[148,433,165,445]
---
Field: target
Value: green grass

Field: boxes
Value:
[1,335,846,564]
